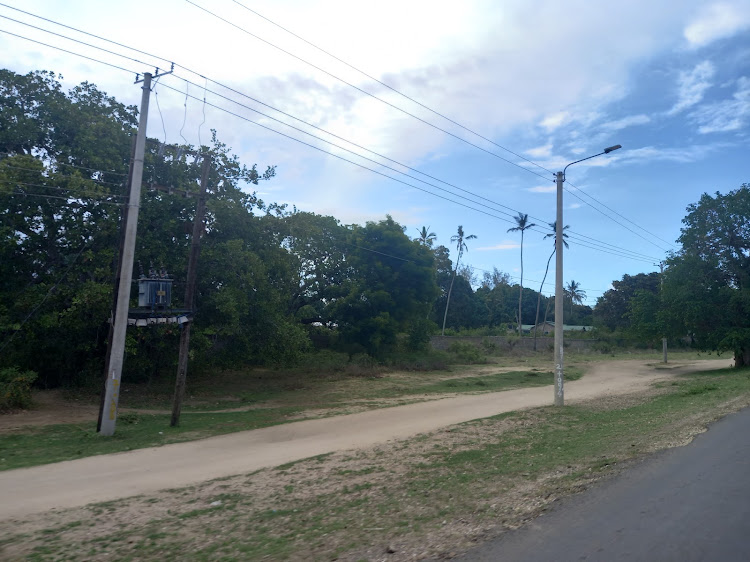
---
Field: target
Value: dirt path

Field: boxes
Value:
[0,359,730,520]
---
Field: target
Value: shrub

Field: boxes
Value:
[447,342,487,364]
[0,367,38,411]
[481,338,498,354]
[406,318,436,351]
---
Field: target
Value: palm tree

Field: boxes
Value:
[441,225,477,335]
[533,221,569,350]
[565,279,587,320]
[507,213,537,335]
[415,226,436,247]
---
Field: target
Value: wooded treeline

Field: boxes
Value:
[593,185,750,366]
[6,70,743,389]
[1,70,592,388]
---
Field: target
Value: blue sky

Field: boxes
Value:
[1,0,749,307]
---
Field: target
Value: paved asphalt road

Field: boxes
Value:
[457,407,750,562]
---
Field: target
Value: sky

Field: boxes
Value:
[1,0,749,307]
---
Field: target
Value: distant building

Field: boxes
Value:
[531,321,593,335]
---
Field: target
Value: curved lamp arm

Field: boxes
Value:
[562,145,621,181]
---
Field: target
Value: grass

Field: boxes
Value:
[0,358,585,470]
[3,365,749,561]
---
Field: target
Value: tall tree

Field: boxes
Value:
[565,280,587,318]
[507,213,537,334]
[594,272,660,331]
[656,185,750,365]
[533,221,569,349]
[441,225,476,335]
[415,226,436,247]
[333,216,438,355]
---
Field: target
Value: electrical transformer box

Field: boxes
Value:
[138,277,173,308]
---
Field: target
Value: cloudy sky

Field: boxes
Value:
[2,0,749,306]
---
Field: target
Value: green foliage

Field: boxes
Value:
[660,185,750,365]
[406,318,436,351]
[594,273,660,332]
[447,341,487,364]
[333,216,438,356]
[0,366,38,411]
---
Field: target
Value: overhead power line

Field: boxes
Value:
[0,17,659,264]
[0,179,126,198]
[0,27,138,74]
[189,1,670,253]
[183,0,552,183]
[228,0,554,177]
[565,181,677,249]
[1,5,669,261]
[158,81,654,263]
[562,185,672,253]
[0,152,129,177]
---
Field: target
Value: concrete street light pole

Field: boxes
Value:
[554,144,621,406]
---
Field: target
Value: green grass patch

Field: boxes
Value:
[0,407,301,471]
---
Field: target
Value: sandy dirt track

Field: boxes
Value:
[0,359,731,520]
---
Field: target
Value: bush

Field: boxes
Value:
[406,318,436,351]
[385,350,450,371]
[481,338,498,354]
[447,342,487,364]
[0,367,38,411]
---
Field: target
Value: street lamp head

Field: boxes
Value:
[604,144,622,154]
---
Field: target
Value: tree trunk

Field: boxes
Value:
[518,231,524,336]
[735,347,750,367]
[442,255,461,336]
[533,250,554,351]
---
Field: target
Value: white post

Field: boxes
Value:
[554,171,564,406]
[99,73,152,436]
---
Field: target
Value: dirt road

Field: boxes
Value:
[0,359,730,520]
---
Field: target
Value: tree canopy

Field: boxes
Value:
[0,69,594,388]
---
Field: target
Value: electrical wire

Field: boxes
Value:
[3,190,126,206]
[0,27,138,74]
[184,0,553,183]
[0,14,155,70]
[158,82,654,263]
[0,21,661,264]
[198,77,207,147]
[0,153,129,177]
[152,76,168,144]
[0,0,674,251]
[0,8,671,260]
[179,80,189,145]
[562,185,672,252]
[195,1,673,251]
[565,181,677,249]
[228,0,555,176]
[0,164,126,188]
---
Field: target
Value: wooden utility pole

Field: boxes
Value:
[171,154,211,426]
[99,73,153,436]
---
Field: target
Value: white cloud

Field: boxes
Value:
[525,143,553,158]
[568,203,582,209]
[692,76,750,133]
[527,184,557,193]
[477,242,521,251]
[600,114,651,131]
[615,142,728,164]
[539,112,570,132]
[667,61,715,115]
[684,2,750,48]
